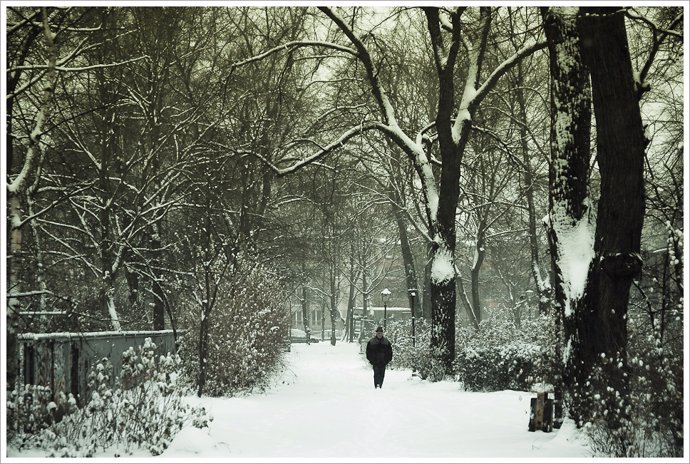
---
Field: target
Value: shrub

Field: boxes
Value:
[178,257,290,396]
[386,318,448,382]
[7,338,210,457]
[454,314,554,391]
[584,336,683,457]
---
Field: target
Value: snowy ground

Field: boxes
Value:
[161,341,593,461]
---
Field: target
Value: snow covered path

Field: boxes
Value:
[164,341,592,460]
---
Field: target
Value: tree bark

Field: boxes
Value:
[542,6,593,428]
[575,6,646,432]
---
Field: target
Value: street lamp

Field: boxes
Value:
[408,288,417,348]
[381,288,391,329]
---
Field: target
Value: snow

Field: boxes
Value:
[6,339,595,460]
[421,162,439,218]
[157,342,591,460]
[550,201,595,317]
[430,245,455,283]
[17,329,177,340]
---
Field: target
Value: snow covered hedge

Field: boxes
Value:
[178,259,290,396]
[6,338,210,457]
[454,314,555,392]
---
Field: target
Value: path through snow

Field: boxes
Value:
[164,341,592,460]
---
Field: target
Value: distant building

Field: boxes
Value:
[289,305,345,340]
[353,306,412,325]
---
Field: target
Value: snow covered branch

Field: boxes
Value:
[10,55,148,73]
[230,40,357,70]
[319,7,400,129]
[631,10,684,98]
[250,121,385,176]
[7,8,57,196]
[474,39,548,111]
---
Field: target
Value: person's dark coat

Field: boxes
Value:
[366,336,393,367]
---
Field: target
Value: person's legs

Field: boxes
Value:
[373,365,385,388]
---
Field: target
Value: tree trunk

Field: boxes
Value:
[392,203,422,316]
[542,6,593,428]
[6,7,57,387]
[197,297,210,397]
[301,285,310,342]
[151,224,166,330]
[422,243,433,320]
[575,6,646,433]
[470,222,486,324]
[329,260,341,345]
[346,252,357,342]
[515,62,551,314]
[97,8,121,331]
[456,269,479,330]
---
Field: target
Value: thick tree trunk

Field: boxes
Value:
[575,7,646,433]
[542,6,593,428]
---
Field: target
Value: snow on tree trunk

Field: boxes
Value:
[542,6,593,428]
[575,6,646,433]
[106,289,122,332]
[429,244,457,372]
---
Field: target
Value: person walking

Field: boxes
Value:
[366,326,393,389]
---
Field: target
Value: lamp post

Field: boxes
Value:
[408,288,417,348]
[381,288,391,329]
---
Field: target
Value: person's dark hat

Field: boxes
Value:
[376,326,383,333]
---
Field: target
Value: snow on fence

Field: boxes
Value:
[16,330,180,406]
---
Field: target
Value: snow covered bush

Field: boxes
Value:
[584,324,683,457]
[178,258,290,396]
[6,385,76,439]
[386,319,446,381]
[454,313,555,391]
[7,338,210,457]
